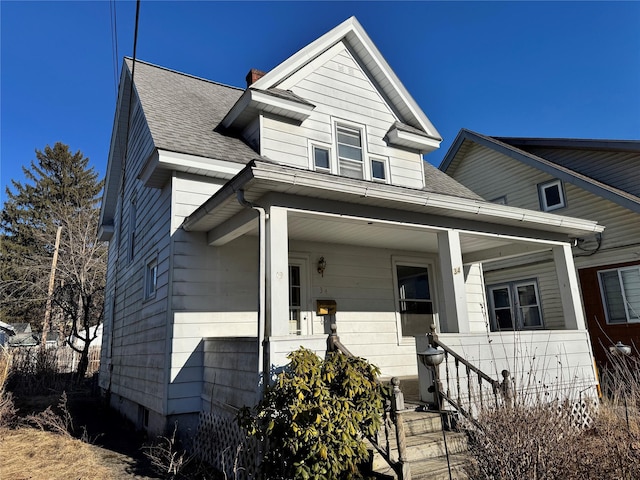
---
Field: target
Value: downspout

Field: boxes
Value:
[236,190,268,398]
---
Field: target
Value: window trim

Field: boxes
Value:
[487,279,544,331]
[538,179,566,212]
[144,255,158,301]
[308,142,332,173]
[597,265,640,325]
[392,256,438,344]
[370,156,389,183]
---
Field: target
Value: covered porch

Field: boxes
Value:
[183,160,603,406]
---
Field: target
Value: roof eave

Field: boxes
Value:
[183,160,603,238]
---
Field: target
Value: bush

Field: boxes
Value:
[238,348,385,480]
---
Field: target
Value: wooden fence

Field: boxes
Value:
[9,345,101,376]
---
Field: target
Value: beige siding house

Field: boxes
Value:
[440,129,640,365]
[99,19,604,438]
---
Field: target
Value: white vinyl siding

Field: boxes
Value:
[102,96,170,414]
[260,41,426,189]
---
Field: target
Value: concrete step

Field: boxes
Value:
[369,453,470,480]
[372,430,468,468]
[409,453,470,480]
[402,410,443,435]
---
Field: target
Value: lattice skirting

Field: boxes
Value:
[192,410,260,479]
[562,397,599,429]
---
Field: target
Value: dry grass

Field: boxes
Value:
[463,352,640,480]
[0,428,117,480]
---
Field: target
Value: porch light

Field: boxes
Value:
[610,341,632,356]
[317,257,327,277]
[417,344,445,368]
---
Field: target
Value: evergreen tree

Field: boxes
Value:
[1,142,105,377]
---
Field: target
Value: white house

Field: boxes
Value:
[98,18,603,439]
[440,129,640,366]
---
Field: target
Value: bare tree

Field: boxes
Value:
[47,202,106,378]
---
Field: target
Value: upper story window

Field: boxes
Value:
[336,124,364,179]
[538,179,566,212]
[371,158,388,182]
[598,266,640,324]
[312,145,330,172]
[487,279,543,331]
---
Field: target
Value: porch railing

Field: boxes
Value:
[429,326,514,422]
[327,323,411,480]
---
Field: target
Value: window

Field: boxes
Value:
[336,124,364,179]
[396,264,434,337]
[145,257,158,299]
[538,179,566,212]
[487,280,543,330]
[598,266,640,324]
[128,199,137,262]
[289,265,302,335]
[371,158,387,182]
[491,196,507,205]
[312,145,330,171]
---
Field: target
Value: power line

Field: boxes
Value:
[109,0,119,98]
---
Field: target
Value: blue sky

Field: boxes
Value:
[2,1,639,205]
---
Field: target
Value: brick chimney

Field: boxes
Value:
[245,68,266,87]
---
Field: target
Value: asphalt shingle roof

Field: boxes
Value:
[126,59,259,164]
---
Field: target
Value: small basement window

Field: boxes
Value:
[538,179,566,212]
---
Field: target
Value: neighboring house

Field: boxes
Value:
[98,17,604,438]
[0,321,16,347]
[440,129,640,365]
[7,323,38,348]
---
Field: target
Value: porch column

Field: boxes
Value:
[437,230,469,333]
[553,244,586,330]
[266,206,290,337]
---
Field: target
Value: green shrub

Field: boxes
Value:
[238,347,385,480]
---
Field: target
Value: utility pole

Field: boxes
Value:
[41,226,63,349]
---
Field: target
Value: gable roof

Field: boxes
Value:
[440,129,640,214]
[250,16,441,144]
